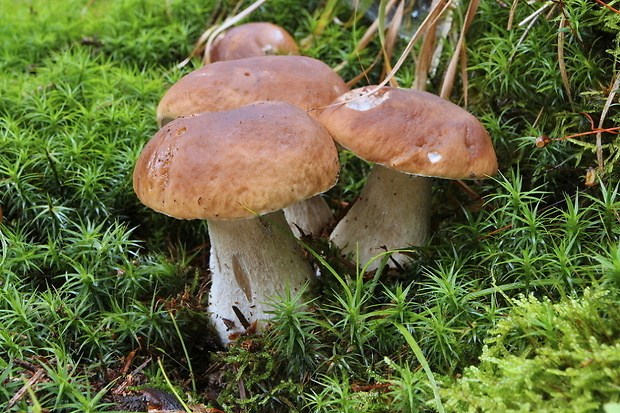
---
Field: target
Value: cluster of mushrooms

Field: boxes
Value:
[132,22,498,345]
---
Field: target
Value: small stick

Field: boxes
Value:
[593,0,620,14]
[120,350,137,376]
[13,358,40,372]
[596,71,620,173]
[8,368,46,409]
[112,357,152,395]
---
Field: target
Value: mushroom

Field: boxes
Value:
[318,86,498,271]
[133,100,340,344]
[156,55,349,236]
[207,22,300,63]
[156,55,349,127]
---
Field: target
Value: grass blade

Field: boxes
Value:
[394,323,445,413]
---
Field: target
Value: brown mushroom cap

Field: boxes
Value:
[208,22,300,63]
[319,86,498,180]
[156,55,349,126]
[134,100,340,220]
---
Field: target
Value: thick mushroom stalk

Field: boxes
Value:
[319,86,498,271]
[283,195,333,237]
[330,165,431,269]
[207,211,313,340]
[133,100,340,345]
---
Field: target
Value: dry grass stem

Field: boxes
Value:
[8,369,46,409]
[343,54,382,87]
[175,0,268,68]
[111,357,152,396]
[557,14,573,105]
[201,0,269,64]
[518,1,552,27]
[316,0,455,113]
[413,2,439,90]
[383,0,405,86]
[429,0,457,76]
[459,40,468,105]
[597,71,620,173]
[439,0,479,99]
[413,0,460,91]
[353,0,399,54]
[507,0,519,30]
[379,0,454,89]
[509,11,539,62]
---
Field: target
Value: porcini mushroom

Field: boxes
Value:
[156,55,348,127]
[156,55,349,236]
[133,100,340,344]
[207,22,300,63]
[318,86,498,271]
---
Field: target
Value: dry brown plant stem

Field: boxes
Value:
[557,14,573,105]
[355,0,400,53]
[176,0,269,68]
[374,0,455,90]
[597,71,620,173]
[8,369,46,409]
[414,0,439,90]
[439,0,480,101]
[383,0,406,86]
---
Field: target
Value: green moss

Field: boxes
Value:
[1,0,620,411]
[442,289,620,412]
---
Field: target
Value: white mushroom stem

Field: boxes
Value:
[330,164,432,271]
[283,195,333,237]
[207,210,314,345]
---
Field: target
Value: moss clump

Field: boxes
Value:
[442,288,620,412]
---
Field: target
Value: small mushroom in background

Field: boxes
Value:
[133,100,340,345]
[318,86,498,271]
[156,55,349,237]
[206,22,300,64]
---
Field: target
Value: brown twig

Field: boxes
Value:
[593,0,620,14]
[557,14,573,105]
[596,71,620,173]
[382,0,405,86]
[440,0,481,99]
[112,357,152,396]
[8,368,46,409]
[507,0,519,30]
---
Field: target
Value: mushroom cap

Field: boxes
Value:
[134,100,340,220]
[208,22,299,63]
[156,55,349,126]
[318,86,498,180]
